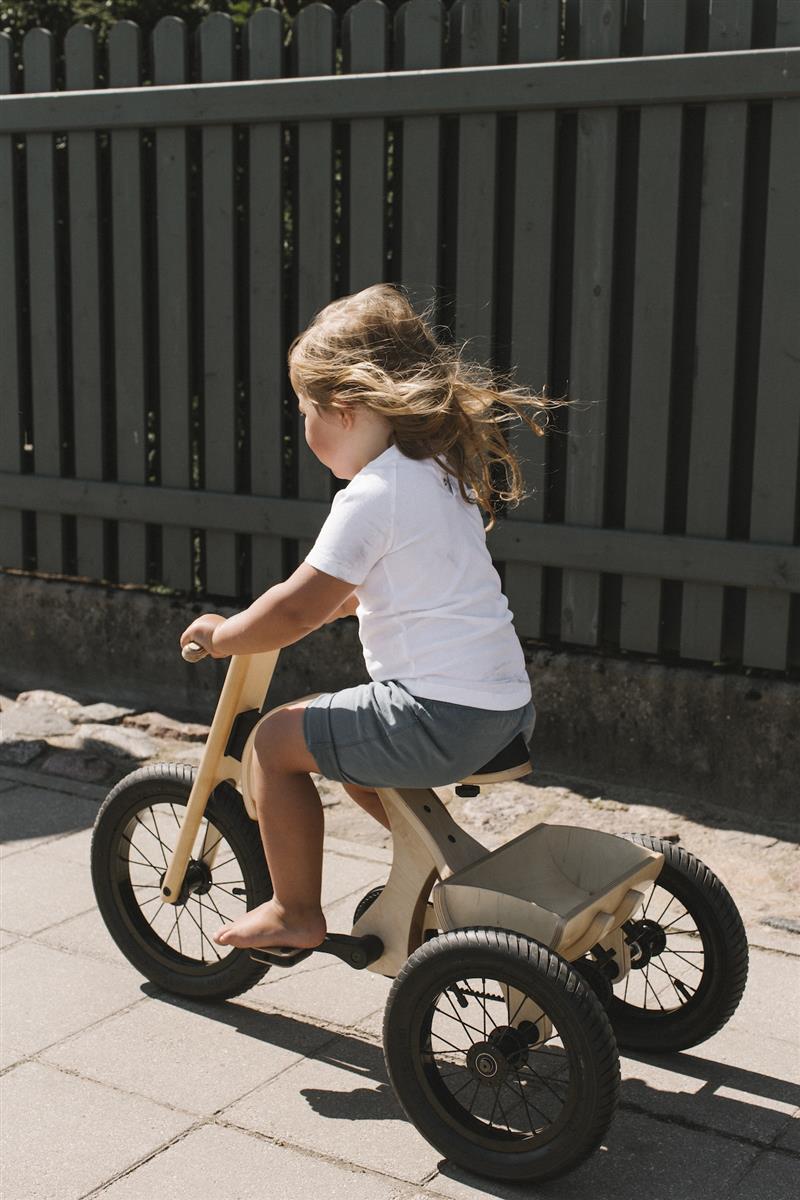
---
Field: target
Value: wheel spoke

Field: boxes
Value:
[120,833,161,875]
[180,896,224,962]
[662,947,704,974]
[149,809,169,869]
[430,1030,468,1054]
[643,965,665,1010]
[210,882,248,902]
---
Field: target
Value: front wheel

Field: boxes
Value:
[600,835,749,1052]
[382,927,619,1183]
[91,762,272,1000]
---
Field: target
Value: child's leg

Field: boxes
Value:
[213,702,327,950]
[341,782,391,831]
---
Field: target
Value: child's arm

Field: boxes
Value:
[210,563,357,656]
[324,592,359,623]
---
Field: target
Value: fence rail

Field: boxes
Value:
[1,0,799,673]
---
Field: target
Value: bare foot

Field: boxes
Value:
[213,898,326,950]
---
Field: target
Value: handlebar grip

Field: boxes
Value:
[181,640,208,663]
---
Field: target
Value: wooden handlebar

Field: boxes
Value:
[181,640,208,663]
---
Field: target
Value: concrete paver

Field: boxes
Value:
[250,955,393,1029]
[0,1060,194,1200]
[94,1123,410,1200]
[221,1029,444,1184]
[1,940,147,1057]
[1,760,798,1199]
[34,904,130,964]
[774,1113,800,1152]
[728,1149,800,1199]
[423,1110,761,1199]
[0,845,97,934]
[0,782,97,857]
[39,991,337,1116]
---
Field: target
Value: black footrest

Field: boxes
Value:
[249,932,383,971]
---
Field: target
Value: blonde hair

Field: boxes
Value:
[287,282,565,532]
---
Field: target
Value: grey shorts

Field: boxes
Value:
[303,678,536,789]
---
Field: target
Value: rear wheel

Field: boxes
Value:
[383,927,619,1182]
[601,835,749,1052]
[91,762,272,1000]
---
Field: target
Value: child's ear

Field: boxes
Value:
[337,401,356,428]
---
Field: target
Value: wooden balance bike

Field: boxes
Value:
[91,644,749,1184]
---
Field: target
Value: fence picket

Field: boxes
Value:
[561,0,622,645]
[394,0,444,317]
[503,0,560,640]
[153,17,193,594]
[245,7,285,599]
[449,0,500,365]
[293,4,338,564]
[680,0,753,661]
[742,0,800,669]
[65,23,104,583]
[619,0,687,653]
[198,13,238,597]
[23,28,62,572]
[108,21,147,585]
[343,0,389,293]
[0,35,22,568]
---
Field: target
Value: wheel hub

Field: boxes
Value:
[624,917,668,968]
[466,1041,510,1087]
[159,859,213,907]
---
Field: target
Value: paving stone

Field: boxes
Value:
[14,689,83,712]
[250,955,392,1030]
[0,846,96,934]
[1,941,146,1056]
[728,1148,800,1199]
[38,749,116,783]
[731,945,800,1034]
[0,782,98,855]
[222,1031,442,1183]
[71,701,137,724]
[422,1109,759,1199]
[0,702,75,738]
[0,1042,26,1071]
[320,849,387,909]
[0,1061,193,1200]
[94,1121,408,1200]
[121,710,210,742]
[28,824,93,866]
[34,904,127,965]
[773,1111,800,1152]
[74,722,161,760]
[41,992,336,1116]
[619,1031,799,1145]
[0,738,46,766]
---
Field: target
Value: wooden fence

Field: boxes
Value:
[1,0,799,672]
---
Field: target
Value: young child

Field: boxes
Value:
[179,283,557,953]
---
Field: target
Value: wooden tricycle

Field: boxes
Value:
[91,645,749,1183]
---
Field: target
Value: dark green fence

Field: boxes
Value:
[1,0,799,672]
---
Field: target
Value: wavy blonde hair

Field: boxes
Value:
[287,282,564,532]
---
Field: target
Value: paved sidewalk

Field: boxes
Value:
[1,761,798,1200]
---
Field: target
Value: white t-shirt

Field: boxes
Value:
[304,443,532,710]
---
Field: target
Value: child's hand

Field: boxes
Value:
[179,614,229,659]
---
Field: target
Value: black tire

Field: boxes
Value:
[91,762,272,1000]
[382,927,619,1183]
[603,835,749,1053]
